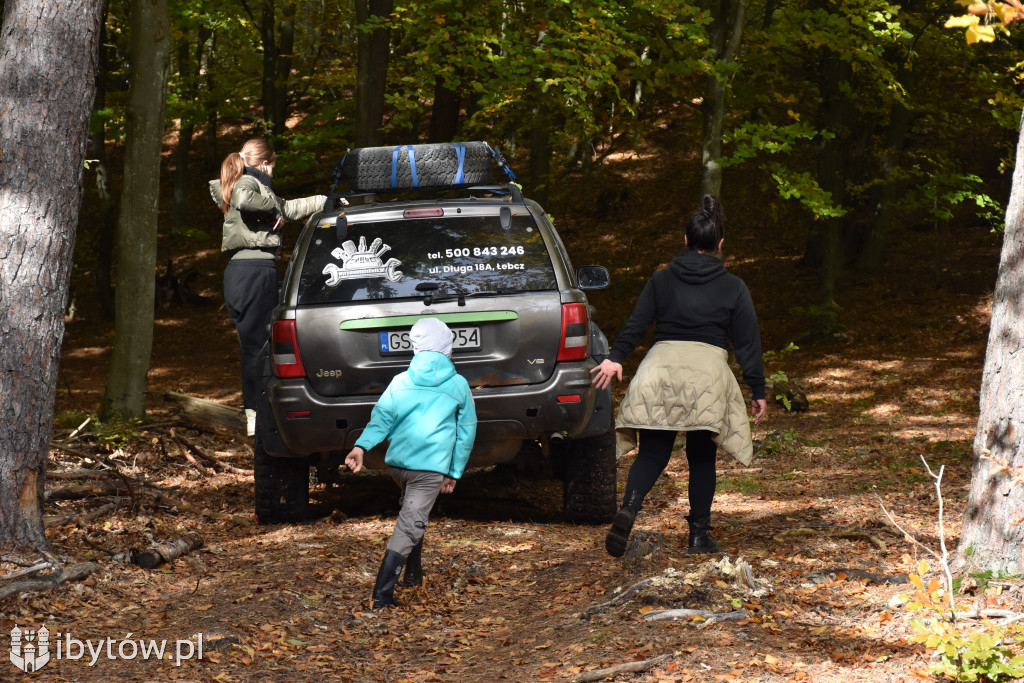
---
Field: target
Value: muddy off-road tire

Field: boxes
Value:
[339,142,493,192]
[253,413,310,524]
[562,429,617,524]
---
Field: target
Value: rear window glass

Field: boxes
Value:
[296,214,556,304]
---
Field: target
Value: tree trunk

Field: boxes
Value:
[260,0,278,138]
[90,10,116,321]
[171,30,205,234]
[354,0,393,147]
[273,2,295,138]
[529,105,553,207]
[203,28,219,171]
[99,0,170,422]
[0,0,104,551]
[954,106,1024,576]
[805,47,850,338]
[429,75,461,143]
[700,0,747,200]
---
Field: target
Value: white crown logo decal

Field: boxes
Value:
[323,235,403,286]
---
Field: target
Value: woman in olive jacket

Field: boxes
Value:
[209,139,326,436]
[591,194,768,557]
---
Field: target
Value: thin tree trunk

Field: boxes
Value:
[954,106,1024,576]
[429,75,461,143]
[99,0,170,421]
[0,0,104,551]
[805,47,850,338]
[354,0,393,147]
[700,0,747,200]
[90,8,116,320]
[171,35,198,234]
[273,2,295,138]
[260,0,278,137]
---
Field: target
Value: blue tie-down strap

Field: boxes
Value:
[450,142,466,184]
[391,145,419,189]
[330,152,348,194]
[483,141,517,181]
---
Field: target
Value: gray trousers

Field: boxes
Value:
[385,467,444,556]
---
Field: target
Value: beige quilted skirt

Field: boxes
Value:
[615,341,753,465]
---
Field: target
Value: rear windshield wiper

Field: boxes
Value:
[419,288,526,306]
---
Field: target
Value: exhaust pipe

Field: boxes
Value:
[549,431,565,446]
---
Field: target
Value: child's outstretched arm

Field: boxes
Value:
[345,446,365,473]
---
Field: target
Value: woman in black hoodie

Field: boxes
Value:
[591,194,768,557]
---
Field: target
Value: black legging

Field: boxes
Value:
[224,259,277,410]
[621,428,717,517]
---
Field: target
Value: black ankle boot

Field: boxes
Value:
[402,540,423,587]
[371,549,406,609]
[605,508,636,558]
[686,514,720,554]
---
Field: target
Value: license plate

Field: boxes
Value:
[379,327,480,354]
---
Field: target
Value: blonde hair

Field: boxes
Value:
[219,139,276,213]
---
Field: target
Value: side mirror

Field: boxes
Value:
[577,265,610,290]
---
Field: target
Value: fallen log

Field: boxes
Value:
[0,562,100,602]
[643,607,750,623]
[45,482,134,501]
[137,532,205,569]
[572,655,672,683]
[164,391,245,435]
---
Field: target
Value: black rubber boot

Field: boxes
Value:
[605,508,636,558]
[402,540,423,587]
[371,549,406,609]
[686,514,721,555]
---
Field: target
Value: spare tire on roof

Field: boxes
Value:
[338,141,494,192]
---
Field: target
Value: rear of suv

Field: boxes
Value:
[253,142,616,524]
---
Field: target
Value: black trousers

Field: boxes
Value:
[224,259,278,410]
[621,428,718,518]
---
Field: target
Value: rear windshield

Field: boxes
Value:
[296,214,557,304]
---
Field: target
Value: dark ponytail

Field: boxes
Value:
[685,194,725,252]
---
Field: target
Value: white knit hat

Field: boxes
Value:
[410,317,453,358]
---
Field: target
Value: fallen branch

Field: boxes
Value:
[173,431,251,475]
[137,532,205,569]
[0,562,101,602]
[958,608,1024,621]
[0,562,53,582]
[48,469,120,480]
[578,576,656,616]
[833,530,888,552]
[170,429,213,476]
[644,607,750,623]
[46,502,118,529]
[572,655,672,683]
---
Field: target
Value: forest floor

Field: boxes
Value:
[3,130,1022,682]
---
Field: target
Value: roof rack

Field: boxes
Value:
[325,182,524,212]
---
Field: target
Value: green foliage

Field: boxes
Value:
[763,343,799,411]
[907,561,1024,682]
[904,172,1004,233]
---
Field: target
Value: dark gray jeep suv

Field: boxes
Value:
[254,142,615,524]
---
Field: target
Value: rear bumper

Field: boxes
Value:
[266,359,609,458]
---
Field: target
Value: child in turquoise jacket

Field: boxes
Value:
[345,317,477,608]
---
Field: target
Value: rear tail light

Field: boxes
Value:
[557,303,589,362]
[272,320,307,378]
